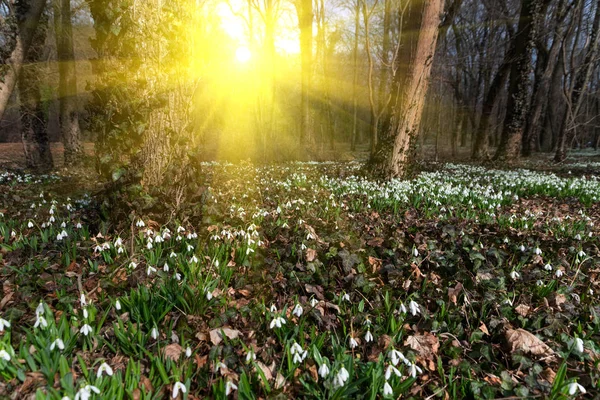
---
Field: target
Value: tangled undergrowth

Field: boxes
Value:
[0,162,599,399]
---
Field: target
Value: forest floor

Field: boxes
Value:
[0,154,599,399]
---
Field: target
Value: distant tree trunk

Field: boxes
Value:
[0,0,48,122]
[368,0,444,179]
[544,48,565,151]
[555,0,600,162]
[295,0,312,145]
[54,0,82,166]
[19,11,53,172]
[494,0,543,161]
[351,0,360,151]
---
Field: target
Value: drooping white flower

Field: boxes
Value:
[269,304,277,312]
[349,337,358,348]
[342,293,350,302]
[151,327,159,340]
[225,380,237,396]
[97,362,113,377]
[172,381,187,398]
[383,381,393,396]
[34,315,48,329]
[412,248,419,257]
[385,365,401,380]
[408,362,422,378]
[245,350,256,363]
[409,300,420,316]
[398,303,407,314]
[578,250,586,258]
[334,367,349,387]
[0,317,10,332]
[318,363,330,378]
[575,337,584,353]
[534,247,542,255]
[364,330,374,343]
[185,346,192,358]
[555,269,564,278]
[269,316,286,329]
[544,263,552,271]
[36,301,45,315]
[388,349,406,366]
[292,304,303,317]
[50,338,65,351]
[163,262,169,272]
[0,349,11,361]
[189,255,199,264]
[115,300,121,311]
[74,385,100,400]
[510,270,520,280]
[80,324,93,336]
[310,298,318,307]
[27,221,34,228]
[136,220,145,228]
[147,265,157,276]
[568,382,586,395]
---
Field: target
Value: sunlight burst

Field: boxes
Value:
[235,46,252,63]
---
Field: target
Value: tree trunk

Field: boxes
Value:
[54,0,83,166]
[494,0,543,161]
[555,0,600,162]
[367,0,444,179]
[0,0,48,122]
[296,0,312,145]
[351,0,360,151]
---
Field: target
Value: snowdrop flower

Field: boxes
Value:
[270,316,286,329]
[114,237,122,247]
[97,362,113,377]
[334,367,349,387]
[205,289,213,301]
[136,220,145,228]
[534,247,542,255]
[568,382,586,395]
[185,346,192,358]
[519,245,526,252]
[80,324,93,336]
[34,314,48,329]
[269,304,277,312]
[246,247,254,255]
[409,300,420,316]
[536,280,544,286]
[555,269,564,278]
[544,263,552,271]
[117,246,124,254]
[310,298,318,307]
[225,380,237,396]
[169,251,177,258]
[76,222,82,229]
[186,244,194,252]
[578,250,586,258]
[147,265,157,275]
[115,300,121,311]
[575,234,582,240]
[189,255,199,264]
[27,221,34,228]
[292,304,303,317]
[94,244,102,253]
[50,338,65,351]
[129,261,137,269]
[349,337,358,349]
[408,362,422,378]
[364,330,374,343]
[398,303,407,314]
[510,270,520,280]
[172,381,187,398]
[177,226,185,233]
[383,381,393,396]
[74,385,100,400]
[575,337,584,353]
[388,349,406,366]
[245,350,256,363]
[385,365,401,380]
[342,293,350,302]
[174,272,182,281]
[146,241,153,250]
[83,308,89,319]
[0,349,11,361]
[412,248,419,257]
[163,262,169,272]
[151,327,159,340]
[0,317,10,332]
[318,362,330,378]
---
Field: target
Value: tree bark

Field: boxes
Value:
[54,0,83,166]
[555,0,600,162]
[351,0,360,151]
[368,0,444,179]
[295,0,312,145]
[494,0,543,161]
[0,0,48,122]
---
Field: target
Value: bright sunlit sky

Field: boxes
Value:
[215,0,301,55]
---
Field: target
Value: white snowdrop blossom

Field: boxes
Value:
[568,382,586,395]
[519,245,526,252]
[172,381,187,398]
[575,337,584,353]
[349,337,358,349]
[310,298,318,307]
[151,327,159,340]
[409,300,420,316]
[74,385,100,400]
[290,342,308,364]
[510,270,520,280]
[412,248,419,257]
[534,247,542,255]
[115,300,121,311]
[270,316,286,329]
[318,363,330,378]
[388,349,406,366]
[245,350,256,363]
[147,265,157,276]
[365,330,374,343]
[189,255,199,264]
[269,304,277,312]
[34,314,48,329]
[97,362,113,377]
[342,293,350,302]
[408,362,422,378]
[385,365,401,380]
[0,317,10,332]
[163,262,169,272]
[185,346,192,358]
[0,349,11,361]
[555,269,564,278]
[170,251,177,258]
[398,303,407,314]
[36,301,45,315]
[225,380,238,396]
[578,250,586,258]
[50,338,65,351]
[136,220,145,228]
[383,381,393,396]
[292,304,303,317]
[334,367,350,388]
[544,263,552,271]
[80,324,93,336]
[129,261,138,269]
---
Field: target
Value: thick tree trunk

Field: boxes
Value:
[555,0,600,162]
[351,0,360,151]
[494,0,542,161]
[0,0,48,122]
[54,0,82,166]
[368,0,444,179]
[296,0,312,145]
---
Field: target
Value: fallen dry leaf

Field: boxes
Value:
[448,282,463,305]
[479,323,490,336]
[306,248,317,262]
[368,256,382,273]
[163,343,183,361]
[505,328,554,357]
[209,327,241,345]
[515,304,531,317]
[405,332,439,360]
